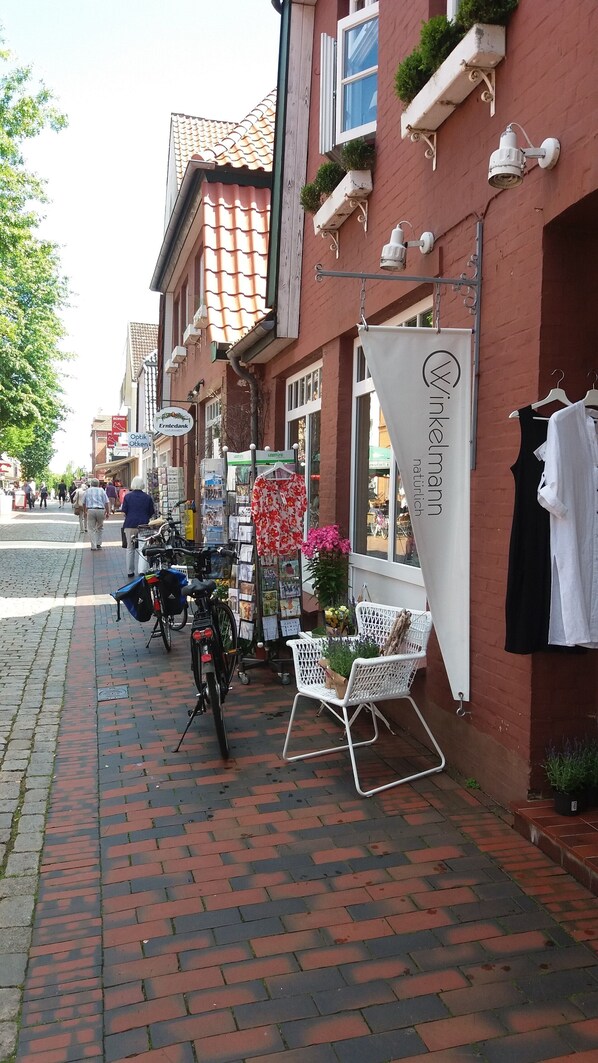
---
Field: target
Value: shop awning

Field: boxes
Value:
[94,455,138,478]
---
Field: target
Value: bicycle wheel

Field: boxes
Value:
[213,600,238,688]
[169,604,188,631]
[156,592,172,652]
[206,672,229,759]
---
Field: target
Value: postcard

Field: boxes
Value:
[239,581,254,599]
[280,597,300,619]
[279,579,301,599]
[239,619,254,641]
[228,515,239,540]
[239,544,253,563]
[239,600,255,622]
[280,618,301,638]
[262,615,279,642]
[238,562,254,583]
[237,523,254,543]
[261,565,278,590]
[262,591,279,616]
[280,558,299,579]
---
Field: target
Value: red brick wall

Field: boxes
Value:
[259,0,598,805]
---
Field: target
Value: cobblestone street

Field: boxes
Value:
[3,504,598,1062]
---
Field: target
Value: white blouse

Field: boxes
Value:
[537,401,598,647]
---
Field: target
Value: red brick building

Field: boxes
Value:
[229,0,598,808]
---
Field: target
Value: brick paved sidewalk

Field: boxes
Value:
[10,516,598,1062]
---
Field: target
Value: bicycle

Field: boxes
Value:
[173,546,238,758]
[142,544,190,631]
[146,499,195,550]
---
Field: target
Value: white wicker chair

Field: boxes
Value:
[283,604,445,797]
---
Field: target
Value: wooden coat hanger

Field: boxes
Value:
[508,369,572,419]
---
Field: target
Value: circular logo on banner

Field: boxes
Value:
[155,407,194,436]
[421,349,462,390]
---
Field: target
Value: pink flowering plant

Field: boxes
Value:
[302,524,351,607]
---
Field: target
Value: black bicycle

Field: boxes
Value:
[142,544,189,631]
[173,546,238,758]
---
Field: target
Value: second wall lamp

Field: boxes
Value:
[380,221,435,272]
[488,123,561,189]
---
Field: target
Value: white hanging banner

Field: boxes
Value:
[358,326,472,701]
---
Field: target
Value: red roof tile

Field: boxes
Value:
[203,90,276,171]
[170,114,236,186]
[203,183,271,345]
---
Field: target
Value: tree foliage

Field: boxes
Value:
[0,43,70,473]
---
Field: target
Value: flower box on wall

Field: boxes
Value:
[313,170,373,237]
[401,23,506,139]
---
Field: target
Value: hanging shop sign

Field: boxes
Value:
[112,415,127,435]
[128,432,153,449]
[154,407,194,436]
[358,325,472,703]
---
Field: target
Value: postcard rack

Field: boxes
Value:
[223,445,302,686]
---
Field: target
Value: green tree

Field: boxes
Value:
[0,41,70,467]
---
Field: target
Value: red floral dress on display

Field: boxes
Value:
[251,473,307,557]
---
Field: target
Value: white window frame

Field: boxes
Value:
[335,1,379,145]
[286,362,323,536]
[205,397,221,459]
[350,297,433,592]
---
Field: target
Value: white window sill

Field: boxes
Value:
[312,170,373,257]
[400,23,506,160]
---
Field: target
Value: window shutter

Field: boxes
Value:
[319,33,336,156]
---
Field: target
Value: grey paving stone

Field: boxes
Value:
[0,953,27,987]
[0,928,31,953]
[5,852,40,876]
[0,896,35,928]
[0,988,20,1021]
[0,1020,18,1058]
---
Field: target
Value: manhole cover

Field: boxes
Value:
[97,685,129,702]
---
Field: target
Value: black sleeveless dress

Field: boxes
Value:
[505,405,551,653]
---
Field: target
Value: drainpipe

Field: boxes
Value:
[229,353,260,445]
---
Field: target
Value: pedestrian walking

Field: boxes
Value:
[57,481,67,508]
[39,483,48,508]
[121,475,155,576]
[23,482,34,509]
[68,481,77,504]
[105,478,118,514]
[83,478,109,550]
[72,482,88,533]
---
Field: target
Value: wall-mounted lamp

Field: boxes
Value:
[488,123,561,189]
[186,379,205,401]
[379,220,435,272]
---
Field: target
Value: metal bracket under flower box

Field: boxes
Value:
[313,170,373,258]
[401,23,506,170]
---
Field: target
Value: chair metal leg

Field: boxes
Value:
[283,692,445,799]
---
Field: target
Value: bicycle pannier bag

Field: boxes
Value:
[158,568,188,616]
[111,576,154,623]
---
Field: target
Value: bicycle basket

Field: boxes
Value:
[111,576,153,623]
[157,568,188,616]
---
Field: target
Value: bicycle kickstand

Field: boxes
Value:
[172,696,203,753]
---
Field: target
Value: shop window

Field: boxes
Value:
[205,398,221,459]
[351,301,432,568]
[320,2,378,153]
[287,363,322,532]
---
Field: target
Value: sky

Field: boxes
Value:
[0,0,282,474]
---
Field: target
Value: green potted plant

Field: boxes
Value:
[394,1,518,106]
[314,161,346,196]
[301,524,351,611]
[542,739,588,816]
[339,138,376,173]
[319,635,380,698]
[300,181,323,215]
[455,0,519,31]
[581,737,598,807]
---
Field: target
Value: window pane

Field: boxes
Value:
[394,468,419,567]
[353,392,388,560]
[342,72,377,134]
[344,16,377,79]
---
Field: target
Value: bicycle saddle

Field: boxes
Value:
[183,578,217,597]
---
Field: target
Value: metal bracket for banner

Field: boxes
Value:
[315,220,483,469]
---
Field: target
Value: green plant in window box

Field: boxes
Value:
[456,0,519,31]
[300,181,323,215]
[339,138,376,173]
[394,2,518,107]
[314,160,346,196]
